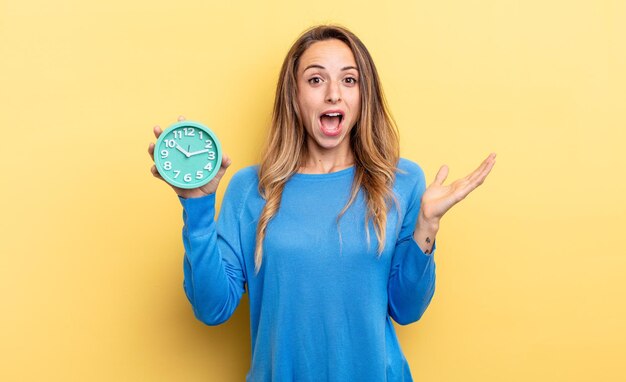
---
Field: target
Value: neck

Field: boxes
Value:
[299,140,354,174]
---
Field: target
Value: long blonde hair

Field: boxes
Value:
[255,25,400,274]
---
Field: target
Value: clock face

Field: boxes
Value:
[154,121,222,189]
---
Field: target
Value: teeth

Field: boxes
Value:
[324,113,341,117]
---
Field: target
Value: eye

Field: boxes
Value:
[308,77,323,85]
[344,77,358,85]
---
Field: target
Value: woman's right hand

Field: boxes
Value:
[148,116,232,199]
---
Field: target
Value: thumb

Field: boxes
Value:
[213,154,232,181]
[432,165,449,186]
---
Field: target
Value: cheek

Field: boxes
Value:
[347,91,361,117]
[296,96,314,132]
[297,93,318,120]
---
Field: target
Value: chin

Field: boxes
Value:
[314,131,349,150]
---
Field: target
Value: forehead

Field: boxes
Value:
[298,39,357,72]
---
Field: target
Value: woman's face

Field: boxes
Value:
[296,39,361,155]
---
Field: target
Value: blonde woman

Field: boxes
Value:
[149,25,495,381]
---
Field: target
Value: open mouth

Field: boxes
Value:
[319,111,344,136]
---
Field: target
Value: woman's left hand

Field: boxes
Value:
[420,153,497,226]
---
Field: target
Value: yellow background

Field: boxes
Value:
[1,0,625,380]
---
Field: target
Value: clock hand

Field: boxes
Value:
[188,149,210,157]
[175,144,191,158]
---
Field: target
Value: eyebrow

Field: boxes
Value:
[303,64,359,72]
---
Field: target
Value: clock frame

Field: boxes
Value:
[154,121,222,189]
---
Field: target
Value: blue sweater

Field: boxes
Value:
[179,158,436,381]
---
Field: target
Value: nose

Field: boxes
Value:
[325,80,341,104]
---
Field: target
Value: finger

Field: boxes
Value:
[151,165,163,180]
[432,165,449,186]
[467,155,491,183]
[209,154,232,186]
[153,125,163,139]
[214,155,232,180]
[474,155,496,186]
[178,115,185,121]
[469,153,496,185]
[468,153,496,184]
[458,155,497,198]
[148,143,155,161]
[198,154,231,194]
[221,153,232,169]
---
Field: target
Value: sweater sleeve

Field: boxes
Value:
[179,172,249,326]
[387,163,437,325]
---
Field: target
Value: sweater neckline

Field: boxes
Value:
[291,165,355,181]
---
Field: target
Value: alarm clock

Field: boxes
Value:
[154,121,222,189]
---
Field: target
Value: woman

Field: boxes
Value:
[149,25,495,382]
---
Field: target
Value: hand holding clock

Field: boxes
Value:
[148,116,231,199]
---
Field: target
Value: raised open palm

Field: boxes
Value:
[420,153,496,223]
